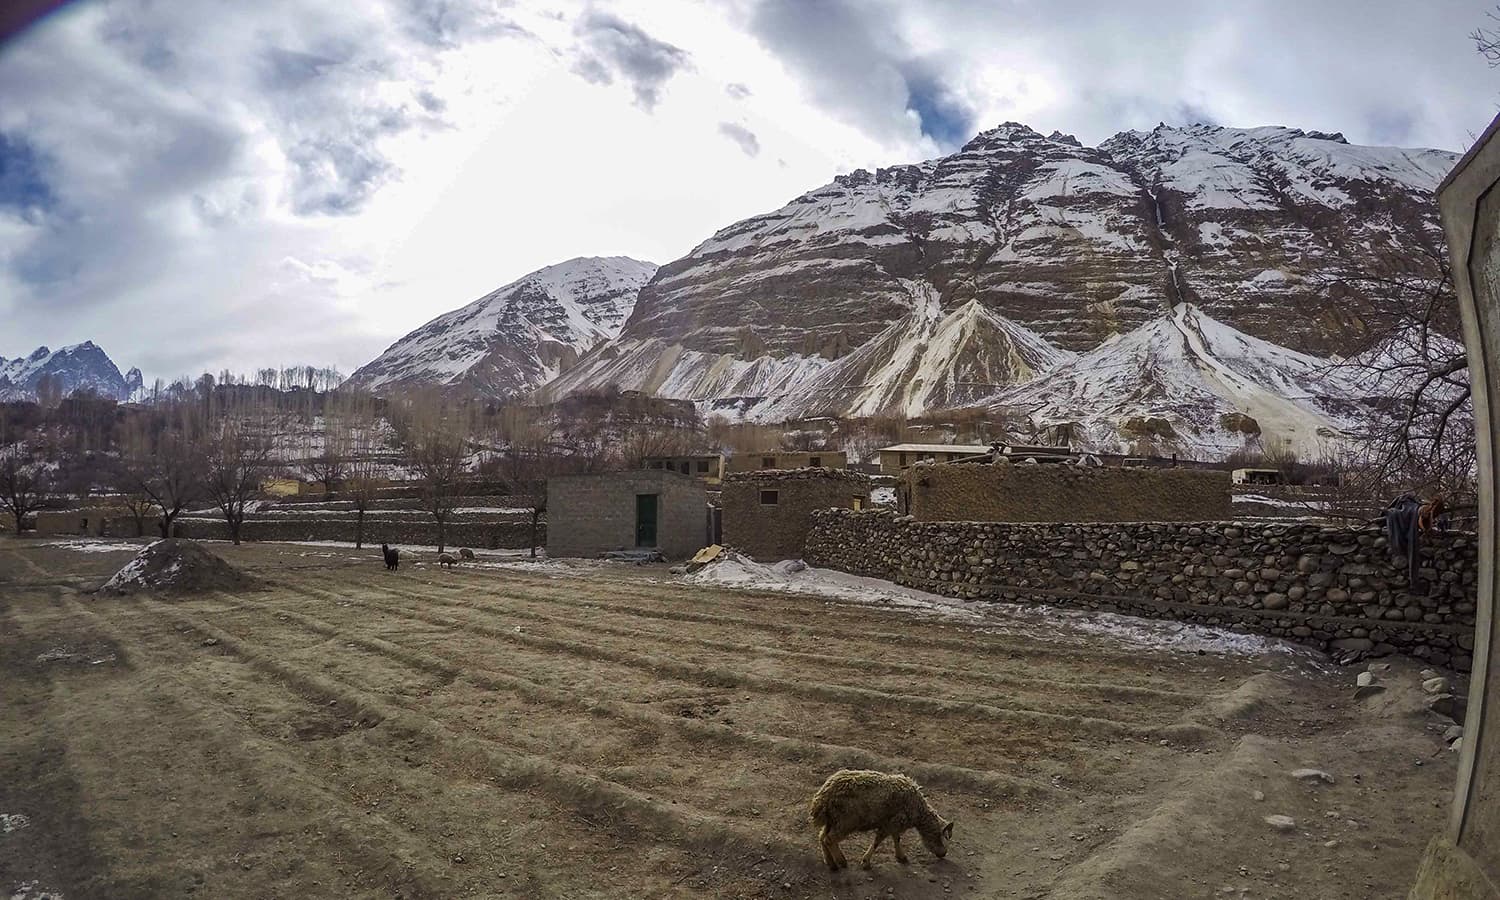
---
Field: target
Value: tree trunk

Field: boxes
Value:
[530,509,541,558]
[158,515,171,537]
[355,508,365,549]
[435,514,446,554]
[11,510,23,534]
[132,513,145,537]
[229,514,241,545]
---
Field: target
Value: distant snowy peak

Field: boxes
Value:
[990,303,1368,459]
[347,256,657,399]
[0,341,132,401]
[1101,123,1455,212]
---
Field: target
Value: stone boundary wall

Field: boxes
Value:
[106,516,543,549]
[805,509,1478,669]
[899,462,1231,522]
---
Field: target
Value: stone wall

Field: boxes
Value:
[898,462,1231,522]
[547,470,707,559]
[721,468,871,561]
[114,516,543,549]
[806,509,1477,669]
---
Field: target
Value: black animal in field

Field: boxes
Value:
[381,543,400,572]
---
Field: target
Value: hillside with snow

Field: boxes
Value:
[989,304,1370,458]
[0,342,139,402]
[529,122,1455,456]
[347,256,657,399]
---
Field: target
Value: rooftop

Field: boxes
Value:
[879,443,993,454]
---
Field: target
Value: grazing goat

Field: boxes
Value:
[438,553,457,568]
[459,548,476,560]
[809,770,953,871]
[381,543,399,572]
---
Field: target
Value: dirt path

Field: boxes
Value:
[0,539,1461,898]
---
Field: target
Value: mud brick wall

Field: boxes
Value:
[806,509,1478,669]
[721,468,871,562]
[898,463,1231,522]
[126,516,543,550]
[547,470,707,559]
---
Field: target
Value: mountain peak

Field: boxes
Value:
[347,255,658,398]
[0,341,131,402]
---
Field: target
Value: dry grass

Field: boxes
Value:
[0,538,1460,899]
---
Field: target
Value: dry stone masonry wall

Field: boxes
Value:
[137,517,542,550]
[806,509,1477,669]
[900,462,1231,523]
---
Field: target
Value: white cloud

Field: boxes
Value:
[0,0,1495,384]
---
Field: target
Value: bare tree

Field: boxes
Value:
[119,406,206,537]
[342,400,385,549]
[302,414,350,495]
[1476,5,1500,65]
[402,401,470,554]
[204,419,275,545]
[0,438,50,534]
[1322,249,1475,503]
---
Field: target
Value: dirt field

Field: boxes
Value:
[0,537,1463,899]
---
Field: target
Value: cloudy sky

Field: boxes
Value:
[1,0,1497,383]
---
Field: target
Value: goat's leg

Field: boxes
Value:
[860,832,884,869]
[893,831,909,864]
[817,827,837,871]
[829,831,849,869]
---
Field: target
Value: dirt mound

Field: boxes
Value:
[100,539,255,595]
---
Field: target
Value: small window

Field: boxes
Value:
[851,497,863,510]
[759,489,779,505]
[696,460,710,473]
[898,452,907,466]
[680,461,691,474]
[809,456,821,467]
[761,457,775,469]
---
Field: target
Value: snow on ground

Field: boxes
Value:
[871,486,896,505]
[1,812,30,833]
[683,552,1307,659]
[35,539,143,553]
[99,543,159,591]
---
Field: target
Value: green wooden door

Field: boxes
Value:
[635,494,658,547]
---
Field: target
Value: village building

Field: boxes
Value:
[546,469,708,559]
[723,450,847,474]
[643,454,726,485]
[721,468,871,561]
[876,443,992,475]
[897,460,1231,522]
[33,505,133,536]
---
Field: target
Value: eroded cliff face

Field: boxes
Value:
[540,123,1453,442]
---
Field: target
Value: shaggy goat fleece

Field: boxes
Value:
[808,769,952,870]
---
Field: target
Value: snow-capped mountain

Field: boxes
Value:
[535,122,1455,455]
[0,342,133,401]
[991,304,1368,458]
[347,256,658,398]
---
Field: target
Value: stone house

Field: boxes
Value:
[898,461,1231,522]
[34,505,132,536]
[643,454,726,485]
[721,468,871,561]
[546,469,708,559]
[877,443,991,475]
[724,450,847,474]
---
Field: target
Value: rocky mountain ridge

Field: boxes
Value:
[534,122,1456,456]
[346,256,657,398]
[0,341,136,402]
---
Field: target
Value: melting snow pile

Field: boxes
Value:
[682,550,1301,659]
[100,539,255,595]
